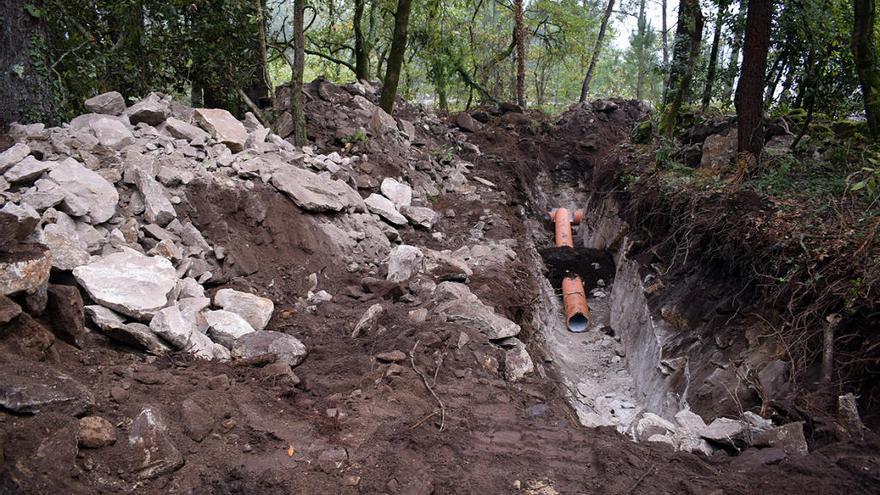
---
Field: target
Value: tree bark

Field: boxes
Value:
[245,0,271,109]
[659,0,704,137]
[635,0,647,100]
[0,0,55,127]
[853,0,880,140]
[735,0,772,160]
[290,0,307,146]
[379,0,413,113]
[701,0,729,110]
[354,0,370,81]
[579,0,616,102]
[514,0,526,107]
[721,0,747,105]
[662,0,669,101]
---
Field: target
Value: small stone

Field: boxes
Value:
[365,193,407,226]
[408,308,428,322]
[204,310,256,348]
[78,416,117,448]
[386,244,424,282]
[380,177,413,209]
[213,288,274,331]
[351,303,383,338]
[376,350,407,363]
[231,330,307,367]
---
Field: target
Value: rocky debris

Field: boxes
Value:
[126,92,169,126]
[0,244,52,297]
[699,413,772,450]
[164,116,210,142]
[0,295,22,323]
[0,360,95,415]
[127,407,184,480]
[231,330,307,367]
[90,117,134,149]
[376,350,407,362]
[1,202,39,248]
[272,166,364,212]
[135,170,177,226]
[149,305,201,349]
[838,393,866,439]
[635,413,676,441]
[753,422,808,456]
[73,249,178,321]
[85,304,169,354]
[0,142,31,172]
[433,282,520,339]
[701,130,737,170]
[401,205,437,229]
[42,229,90,270]
[352,303,383,338]
[78,416,117,448]
[502,338,534,382]
[380,177,413,209]
[204,309,255,348]
[194,108,247,152]
[45,284,85,348]
[84,91,126,115]
[387,244,424,282]
[180,398,212,442]
[369,108,398,135]
[47,158,119,223]
[454,112,477,132]
[365,193,408,226]
[4,156,55,184]
[213,288,274,331]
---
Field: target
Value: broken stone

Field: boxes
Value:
[380,177,413,209]
[0,244,52,297]
[408,308,428,323]
[78,416,117,448]
[230,330,307,367]
[0,142,30,172]
[454,112,477,132]
[701,417,750,449]
[0,295,22,324]
[401,205,437,229]
[386,244,424,282]
[1,202,39,248]
[73,249,178,320]
[635,413,677,441]
[204,309,255,348]
[180,398,212,442]
[0,360,95,415]
[376,350,407,363]
[20,179,65,212]
[135,169,176,226]
[156,165,194,187]
[753,421,808,456]
[369,108,398,135]
[365,193,408,226]
[503,338,534,382]
[127,93,170,126]
[90,117,134,149]
[127,407,184,480]
[352,303,383,338]
[149,305,199,350]
[46,284,85,348]
[272,166,364,212]
[194,108,247,152]
[701,130,737,170]
[433,282,520,339]
[86,306,170,355]
[164,116,210,142]
[42,229,90,270]
[148,239,182,261]
[213,288,274,331]
[84,91,126,115]
[838,393,865,439]
[4,156,54,183]
[47,158,119,223]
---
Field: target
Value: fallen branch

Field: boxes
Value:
[623,465,654,494]
[410,340,446,431]
[236,88,271,128]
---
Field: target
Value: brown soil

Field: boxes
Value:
[2,100,880,494]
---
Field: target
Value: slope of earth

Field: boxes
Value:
[0,85,878,494]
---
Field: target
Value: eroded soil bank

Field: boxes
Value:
[1,83,878,494]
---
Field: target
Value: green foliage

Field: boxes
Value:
[631,120,653,144]
[341,128,369,145]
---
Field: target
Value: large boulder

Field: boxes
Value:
[432,282,520,339]
[90,117,134,149]
[84,91,126,115]
[194,108,247,152]
[272,166,364,212]
[164,116,210,142]
[700,130,737,170]
[231,330,307,367]
[126,93,170,126]
[380,178,412,209]
[213,288,274,330]
[4,156,55,184]
[85,305,170,355]
[0,143,31,173]
[386,244,424,282]
[400,205,437,229]
[47,158,119,223]
[0,202,39,249]
[73,249,178,321]
[0,244,51,297]
[365,193,407,226]
[0,360,95,415]
[127,408,184,480]
[204,310,255,348]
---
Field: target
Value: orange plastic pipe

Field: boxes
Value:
[548,207,590,332]
[562,275,590,332]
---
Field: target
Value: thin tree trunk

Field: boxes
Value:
[722,0,747,105]
[379,0,413,113]
[354,0,370,81]
[659,0,704,137]
[701,0,729,110]
[662,0,669,101]
[579,0,616,102]
[514,0,526,107]
[735,0,772,162]
[290,0,307,146]
[635,0,647,100]
[853,0,880,139]
[245,0,271,109]
[0,0,55,127]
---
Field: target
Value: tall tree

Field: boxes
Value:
[379,0,414,113]
[853,0,880,140]
[290,0,307,145]
[701,0,730,110]
[354,0,370,81]
[734,0,772,163]
[1,0,55,127]
[579,0,616,102]
[662,0,669,100]
[514,0,526,107]
[721,0,747,105]
[659,0,704,137]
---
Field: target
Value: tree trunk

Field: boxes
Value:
[0,0,55,127]
[701,0,729,110]
[290,0,307,146]
[514,0,526,107]
[245,0,271,109]
[579,0,616,102]
[659,0,704,137]
[635,0,647,100]
[379,0,413,113]
[662,0,669,101]
[721,0,747,105]
[853,0,880,140]
[735,0,772,161]
[354,0,370,81]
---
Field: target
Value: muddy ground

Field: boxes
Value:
[2,94,880,494]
